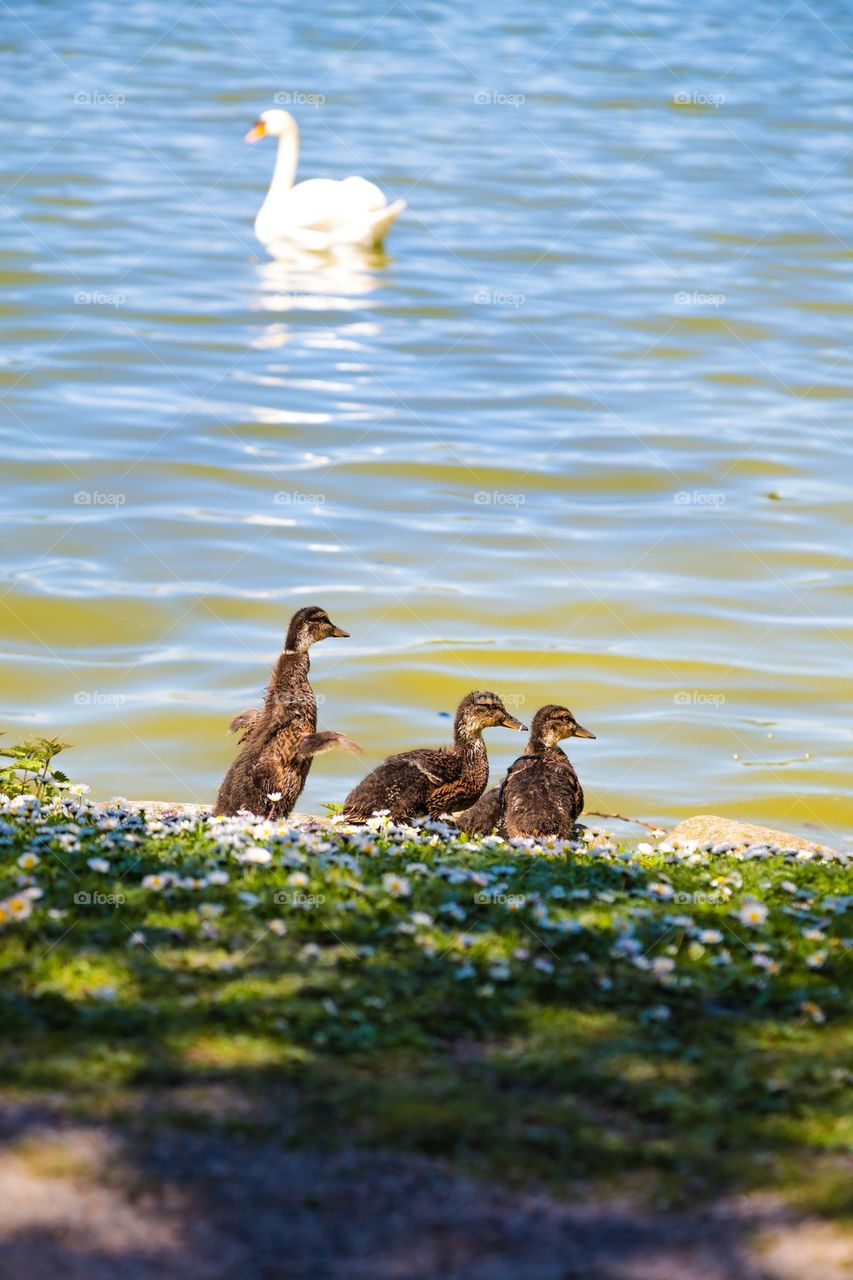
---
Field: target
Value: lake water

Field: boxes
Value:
[2,0,852,839]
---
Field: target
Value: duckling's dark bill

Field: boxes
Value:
[501,715,527,730]
[573,723,595,739]
[329,625,350,638]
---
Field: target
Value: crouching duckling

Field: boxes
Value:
[341,691,525,824]
[215,605,358,819]
[456,703,595,839]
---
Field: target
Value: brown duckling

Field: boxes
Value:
[341,691,526,824]
[215,605,357,819]
[456,704,595,839]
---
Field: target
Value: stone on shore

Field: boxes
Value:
[668,814,839,857]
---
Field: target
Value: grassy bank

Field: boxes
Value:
[0,792,850,1217]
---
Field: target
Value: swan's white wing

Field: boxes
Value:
[258,178,347,233]
[339,176,387,211]
[327,198,407,248]
[256,177,405,251]
[265,177,385,231]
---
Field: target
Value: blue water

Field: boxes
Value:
[1,0,852,836]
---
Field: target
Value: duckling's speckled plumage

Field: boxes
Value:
[214,606,355,819]
[456,704,595,839]
[342,692,525,824]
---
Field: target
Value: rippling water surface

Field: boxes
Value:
[2,0,852,836]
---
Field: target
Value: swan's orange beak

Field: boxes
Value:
[244,120,266,144]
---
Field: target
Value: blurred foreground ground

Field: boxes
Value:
[0,1103,849,1280]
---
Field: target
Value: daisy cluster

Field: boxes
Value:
[0,791,849,1041]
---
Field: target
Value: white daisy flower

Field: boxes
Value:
[737,901,768,927]
[239,846,272,865]
[382,874,411,897]
[141,873,170,891]
[2,894,33,922]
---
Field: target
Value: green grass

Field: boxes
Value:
[0,793,850,1214]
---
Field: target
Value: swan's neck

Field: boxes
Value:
[272,126,299,193]
[256,127,299,236]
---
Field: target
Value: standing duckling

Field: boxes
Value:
[341,691,526,824]
[457,704,595,839]
[215,606,357,819]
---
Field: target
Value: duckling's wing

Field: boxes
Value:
[229,707,261,742]
[296,731,363,759]
[403,747,460,785]
[502,751,583,838]
[342,752,437,822]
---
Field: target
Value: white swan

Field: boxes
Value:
[245,109,406,254]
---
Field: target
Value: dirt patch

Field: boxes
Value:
[0,1105,849,1280]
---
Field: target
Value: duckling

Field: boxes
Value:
[341,691,526,824]
[214,605,357,819]
[456,704,595,839]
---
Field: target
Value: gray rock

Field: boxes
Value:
[668,815,839,857]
